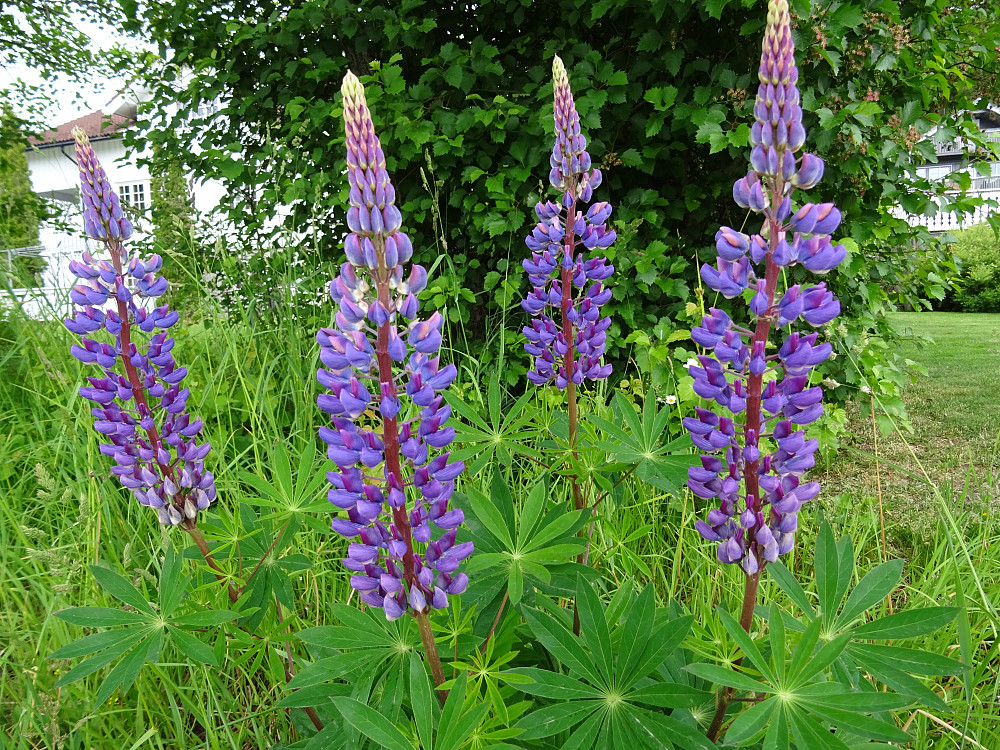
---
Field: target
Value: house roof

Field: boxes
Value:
[28,110,133,148]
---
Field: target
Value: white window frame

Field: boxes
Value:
[118,182,149,210]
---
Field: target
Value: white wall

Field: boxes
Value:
[26,137,151,201]
[11,133,228,319]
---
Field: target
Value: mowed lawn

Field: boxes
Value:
[820,312,1000,550]
[890,312,1000,444]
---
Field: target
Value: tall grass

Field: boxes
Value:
[1,252,998,748]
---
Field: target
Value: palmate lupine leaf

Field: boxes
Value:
[510,580,712,750]
[458,473,591,616]
[320,664,492,750]
[686,523,966,746]
[286,603,424,748]
[588,389,697,494]
[237,442,332,530]
[50,545,238,707]
[195,503,311,633]
[446,373,544,475]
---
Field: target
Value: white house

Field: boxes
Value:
[903,107,1000,234]
[9,93,226,317]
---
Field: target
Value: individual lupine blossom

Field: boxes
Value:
[66,127,216,527]
[317,72,469,621]
[685,0,846,575]
[521,56,615,388]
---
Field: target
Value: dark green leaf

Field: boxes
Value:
[523,607,602,686]
[408,653,433,749]
[718,608,774,683]
[510,667,602,700]
[53,628,150,687]
[815,522,841,621]
[804,705,911,743]
[576,578,613,681]
[789,632,851,687]
[170,609,241,628]
[169,625,219,666]
[724,696,777,744]
[851,644,966,676]
[93,629,159,706]
[767,562,815,616]
[625,681,709,708]
[514,699,603,740]
[787,706,852,749]
[683,662,771,694]
[836,560,904,629]
[54,607,151,627]
[334,696,413,750]
[89,565,156,615]
[850,607,958,640]
[616,585,654,683]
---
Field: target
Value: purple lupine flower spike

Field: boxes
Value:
[66,127,215,527]
[686,0,846,575]
[521,56,615,388]
[318,72,469,621]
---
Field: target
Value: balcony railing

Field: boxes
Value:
[935,130,1000,157]
[898,187,1000,233]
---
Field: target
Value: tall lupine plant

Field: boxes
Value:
[683,0,846,739]
[64,128,235,601]
[316,72,469,695]
[521,56,615,516]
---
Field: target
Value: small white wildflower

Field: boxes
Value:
[686,357,699,369]
[666,395,677,405]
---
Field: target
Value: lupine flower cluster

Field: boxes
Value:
[521,56,615,388]
[685,0,847,575]
[65,127,216,527]
[317,72,469,621]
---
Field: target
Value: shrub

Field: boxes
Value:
[949,222,1000,312]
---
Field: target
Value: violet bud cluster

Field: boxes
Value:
[686,0,846,574]
[521,56,615,388]
[318,72,469,621]
[66,127,215,527]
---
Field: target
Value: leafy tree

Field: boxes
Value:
[123,0,1000,395]
[0,112,42,251]
[1,1,129,125]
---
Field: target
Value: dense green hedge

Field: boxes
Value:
[944,222,1000,312]
[123,0,999,402]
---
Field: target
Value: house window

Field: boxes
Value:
[924,164,954,180]
[119,183,148,210]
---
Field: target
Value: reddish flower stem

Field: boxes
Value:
[106,242,239,603]
[706,189,784,743]
[373,261,448,701]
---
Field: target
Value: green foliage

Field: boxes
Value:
[511,579,712,749]
[49,545,239,708]
[691,523,965,747]
[461,474,591,612]
[1,253,47,288]
[124,0,1000,397]
[149,143,198,306]
[945,222,1000,312]
[588,388,695,495]
[0,111,43,251]
[3,285,995,746]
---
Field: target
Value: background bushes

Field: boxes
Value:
[945,223,1000,312]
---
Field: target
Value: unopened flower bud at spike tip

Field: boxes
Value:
[320,72,468,621]
[522,54,615,389]
[65,128,213,527]
[689,0,846,573]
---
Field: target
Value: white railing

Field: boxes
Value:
[899,187,1000,233]
[935,130,1000,157]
